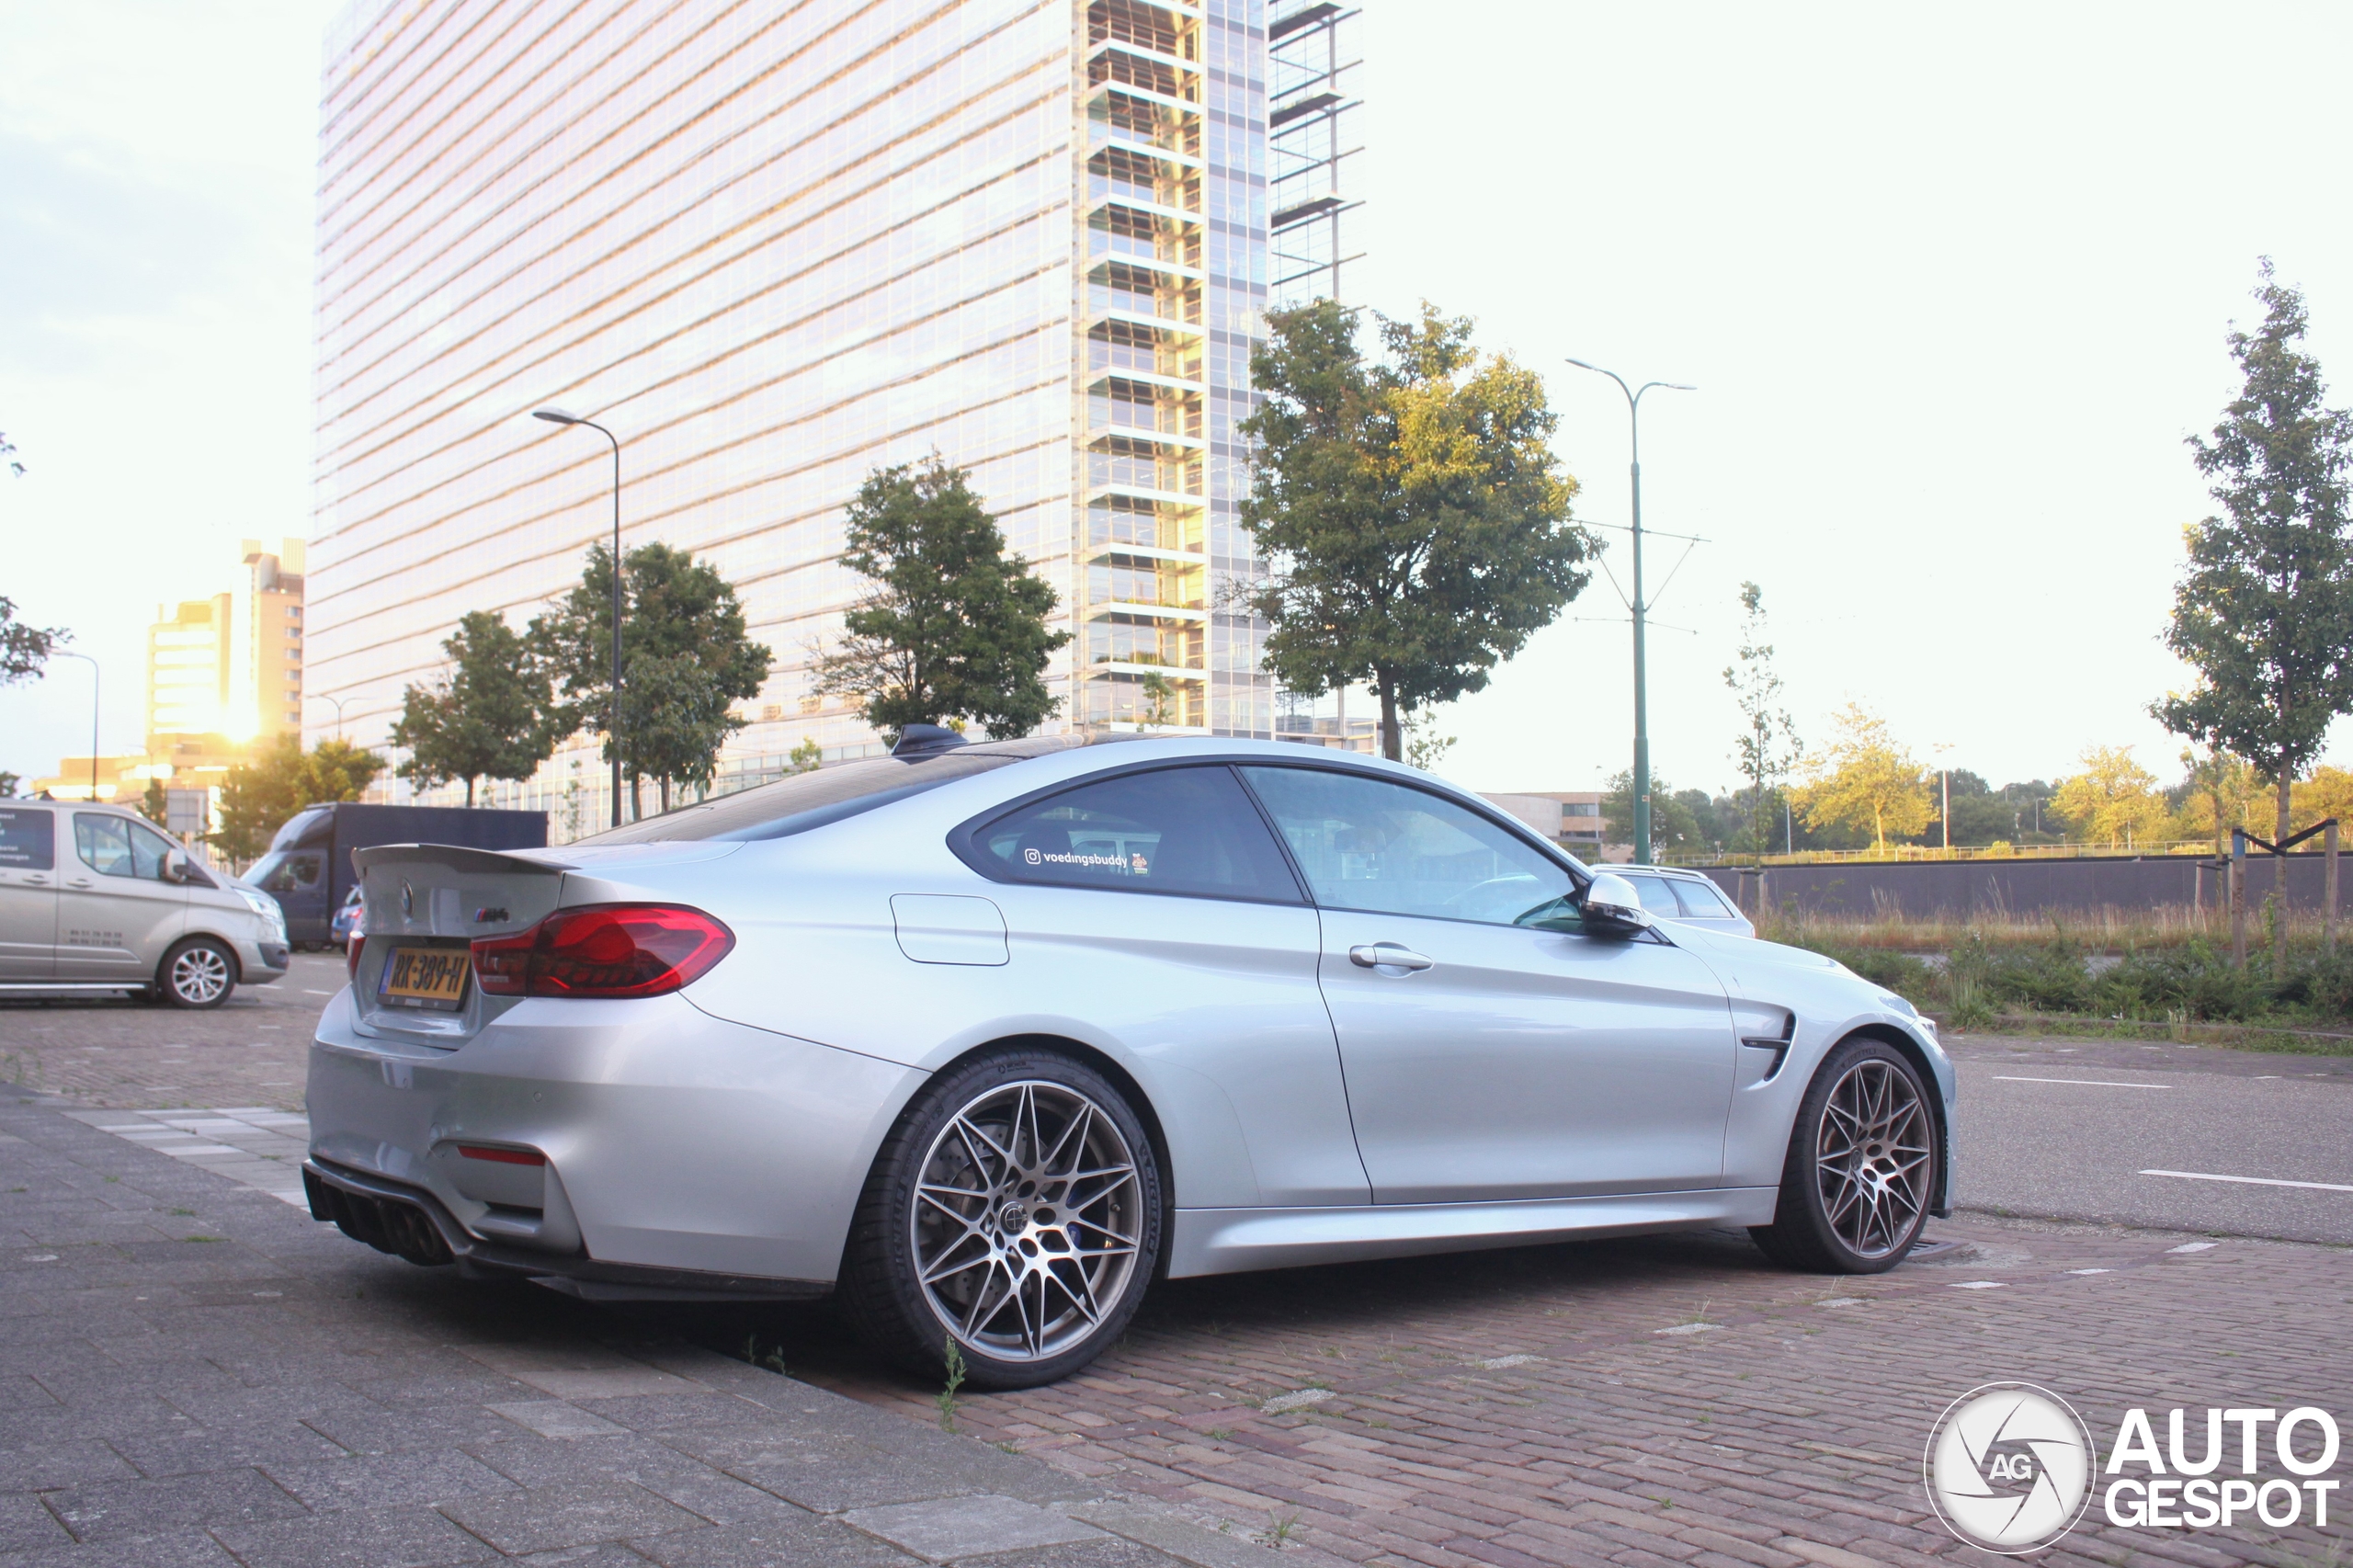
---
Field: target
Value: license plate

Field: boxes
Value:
[379,946,471,1011]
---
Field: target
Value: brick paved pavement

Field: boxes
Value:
[6,984,2347,1566]
[0,1096,1286,1568]
[772,1216,2349,1568]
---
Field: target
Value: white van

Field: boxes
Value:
[0,799,290,1007]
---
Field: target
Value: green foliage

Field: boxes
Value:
[0,771,19,800]
[212,735,385,863]
[2155,261,2353,847]
[541,541,772,814]
[1723,582,1800,853]
[1602,771,1722,856]
[813,457,1068,741]
[139,778,168,828]
[390,610,566,808]
[1238,299,1591,760]
[936,1336,966,1432]
[787,737,822,774]
[0,596,66,685]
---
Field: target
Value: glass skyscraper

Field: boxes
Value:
[308,0,1275,826]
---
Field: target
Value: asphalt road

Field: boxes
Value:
[1947,1031,2353,1244]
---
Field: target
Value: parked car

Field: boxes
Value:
[1609,865,1756,937]
[330,884,364,949]
[303,733,1954,1389]
[246,802,546,949]
[0,798,289,1007]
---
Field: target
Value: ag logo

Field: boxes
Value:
[1924,1382,2097,1553]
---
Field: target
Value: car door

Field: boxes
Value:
[0,805,58,979]
[1239,766,1739,1206]
[962,764,1370,1209]
[56,813,190,980]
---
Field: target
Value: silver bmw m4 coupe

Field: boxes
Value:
[305,731,1954,1388]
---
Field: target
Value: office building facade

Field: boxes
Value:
[309,0,1279,820]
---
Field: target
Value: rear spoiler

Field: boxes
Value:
[351,843,575,875]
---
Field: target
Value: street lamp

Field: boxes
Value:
[308,693,352,741]
[1563,358,1694,867]
[49,651,101,800]
[533,407,625,828]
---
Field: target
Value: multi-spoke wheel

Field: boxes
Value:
[1751,1038,1937,1273]
[157,937,235,1010]
[840,1050,1162,1389]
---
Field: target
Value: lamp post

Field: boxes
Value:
[308,693,351,741]
[532,408,624,828]
[1563,359,1694,867]
[50,651,101,800]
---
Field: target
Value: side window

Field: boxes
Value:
[129,822,180,881]
[1620,874,1684,917]
[0,809,53,871]
[973,767,1301,902]
[74,815,137,879]
[257,854,321,892]
[1239,767,1577,927]
[1674,878,1735,918]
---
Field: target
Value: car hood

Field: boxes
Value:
[1665,923,1842,972]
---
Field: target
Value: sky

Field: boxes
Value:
[6,2,2353,800]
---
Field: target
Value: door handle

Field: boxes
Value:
[1349,943,1433,972]
[66,879,93,889]
[21,876,47,886]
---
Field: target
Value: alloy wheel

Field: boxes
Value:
[1813,1058,1931,1258]
[909,1080,1143,1363]
[170,946,231,1006]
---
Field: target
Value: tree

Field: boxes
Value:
[2291,764,2353,835]
[1,597,66,685]
[1403,710,1456,772]
[0,771,18,800]
[1792,703,1931,853]
[390,610,566,808]
[2176,746,2264,855]
[787,737,823,774]
[2051,745,2170,848]
[1603,770,1713,857]
[1238,300,1591,761]
[812,457,1068,741]
[541,541,772,818]
[211,735,385,865]
[139,778,169,828]
[1,429,22,479]
[1723,582,1801,855]
[2154,262,2353,960]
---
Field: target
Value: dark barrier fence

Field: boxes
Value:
[1691,852,2340,920]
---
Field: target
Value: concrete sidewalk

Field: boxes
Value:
[0,1097,1307,1568]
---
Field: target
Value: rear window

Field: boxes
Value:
[0,807,53,870]
[1673,877,1736,917]
[573,734,1109,846]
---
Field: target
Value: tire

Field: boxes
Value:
[838,1047,1163,1390]
[157,937,237,1010]
[1750,1036,1937,1273]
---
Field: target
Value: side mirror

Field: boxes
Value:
[1582,872,1655,937]
[163,848,191,883]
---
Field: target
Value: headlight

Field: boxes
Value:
[241,890,287,934]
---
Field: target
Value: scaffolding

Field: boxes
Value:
[1267,0,1363,306]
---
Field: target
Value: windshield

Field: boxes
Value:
[271,807,332,851]
[572,734,1109,846]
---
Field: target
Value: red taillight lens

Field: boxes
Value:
[471,904,734,999]
[347,903,368,985]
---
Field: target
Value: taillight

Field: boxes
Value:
[347,902,368,985]
[471,904,734,999]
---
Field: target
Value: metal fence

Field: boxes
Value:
[1692,852,2341,920]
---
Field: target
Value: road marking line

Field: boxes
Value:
[1992,1075,2171,1088]
[302,989,335,995]
[1949,1281,2006,1290]
[2067,1267,2112,1275]
[2143,1169,2353,1195]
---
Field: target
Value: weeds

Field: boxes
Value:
[739,1335,787,1376]
[936,1336,966,1432]
[1258,1512,1302,1548]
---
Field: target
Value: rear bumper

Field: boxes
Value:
[301,1157,830,1301]
[305,988,923,1287]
